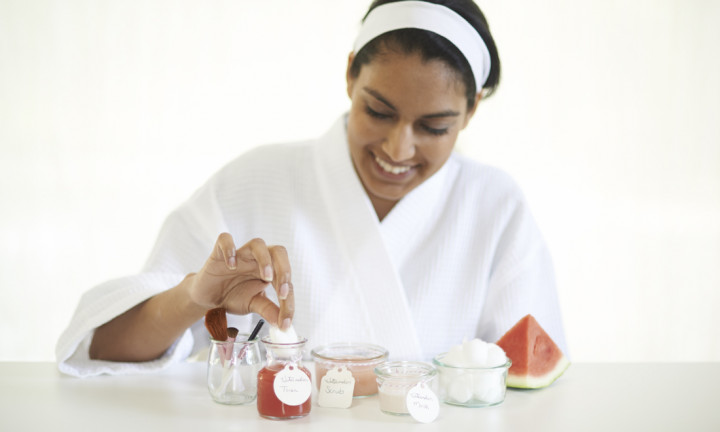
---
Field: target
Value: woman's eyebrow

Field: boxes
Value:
[363,87,396,111]
[362,87,460,118]
[422,110,461,119]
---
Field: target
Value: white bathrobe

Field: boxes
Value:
[56,115,567,377]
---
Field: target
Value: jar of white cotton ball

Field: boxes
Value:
[432,338,511,407]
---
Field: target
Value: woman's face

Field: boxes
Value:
[346,48,478,219]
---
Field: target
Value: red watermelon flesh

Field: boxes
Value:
[496,314,569,389]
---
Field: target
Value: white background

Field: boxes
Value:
[1,0,718,362]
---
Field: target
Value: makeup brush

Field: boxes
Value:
[235,319,265,362]
[204,307,228,341]
[205,307,234,368]
[247,319,265,343]
[216,319,266,398]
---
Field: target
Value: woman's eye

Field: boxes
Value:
[365,106,391,120]
[422,124,449,136]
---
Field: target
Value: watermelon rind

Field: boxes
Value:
[506,355,570,389]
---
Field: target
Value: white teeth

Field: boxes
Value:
[375,156,411,175]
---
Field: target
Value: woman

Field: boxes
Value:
[57,0,567,376]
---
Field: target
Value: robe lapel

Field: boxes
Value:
[312,117,424,360]
[379,157,456,273]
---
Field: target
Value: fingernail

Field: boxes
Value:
[264,266,273,281]
[228,256,237,269]
[278,283,289,300]
[282,318,291,330]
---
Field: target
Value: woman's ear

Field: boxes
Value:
[462,92,482,129]
[346,52,356,98]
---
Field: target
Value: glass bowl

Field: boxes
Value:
[432,353,511,407]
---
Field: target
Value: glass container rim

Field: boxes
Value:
[432,352,512,370]
[310,342,389,362]
[259,335,308,348]
[373,360,437,379]
[209,333,260,344]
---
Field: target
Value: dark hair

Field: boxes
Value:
[349,0,501,109]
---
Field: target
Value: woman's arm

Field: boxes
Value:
[89,274,204,362]
[89,233,294,362]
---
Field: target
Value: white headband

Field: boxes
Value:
[353,1,492,91]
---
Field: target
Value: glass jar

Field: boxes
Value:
[206,335,262,405]
[257,336,312,420]
[432,353,511,407]
[311,343,388,397]
[374,361,438,415]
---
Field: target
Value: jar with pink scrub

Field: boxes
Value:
[311,343,388,397]
[374,361,438,416]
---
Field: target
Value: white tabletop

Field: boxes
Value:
[1,361,718,431]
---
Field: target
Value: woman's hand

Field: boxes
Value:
[188,233,294,329]
[88,232,294,362]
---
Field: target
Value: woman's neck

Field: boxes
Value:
[369,194,397,222]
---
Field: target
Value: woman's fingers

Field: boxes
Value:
[206,236,294,328]
[269,246,291,300]
[236,240,295,329]
[238,238,274,282]
[278,283,295,330]
[269,246,294,329]
[213,232,237,270]
[248,292,280,328]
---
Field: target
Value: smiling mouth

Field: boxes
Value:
[374,155,413,175]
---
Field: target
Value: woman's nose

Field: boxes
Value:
[382,123,415,161]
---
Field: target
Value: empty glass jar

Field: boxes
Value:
[206,335,262,405]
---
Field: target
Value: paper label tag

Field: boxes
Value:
[406,382,439,423]
[318,366,355,408]
[273,364,312,406]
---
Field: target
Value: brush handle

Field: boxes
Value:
[216,341,254,398]
[215,361,237,399]
[225,318,264,363]
[216,320,264,398]
[248,319,265,341]
[234,319,264,361]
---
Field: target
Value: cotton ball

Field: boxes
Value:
[472,371,496,401]
[473,371,505,403]
[268,324,299,343]
[443,344,467,367]
[486,343,507,367]
[448,375,473,404]
[485,376,506,403]
[439,363,463,388]
[463,338,489,366]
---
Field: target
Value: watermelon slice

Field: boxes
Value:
[496,314,569,389]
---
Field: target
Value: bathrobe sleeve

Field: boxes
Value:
[55,179,228,377]
[476,186,569,357]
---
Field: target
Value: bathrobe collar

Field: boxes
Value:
[312,115,454,359]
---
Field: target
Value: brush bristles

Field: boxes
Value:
[204,307,228,341]
[227,327,239,340]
